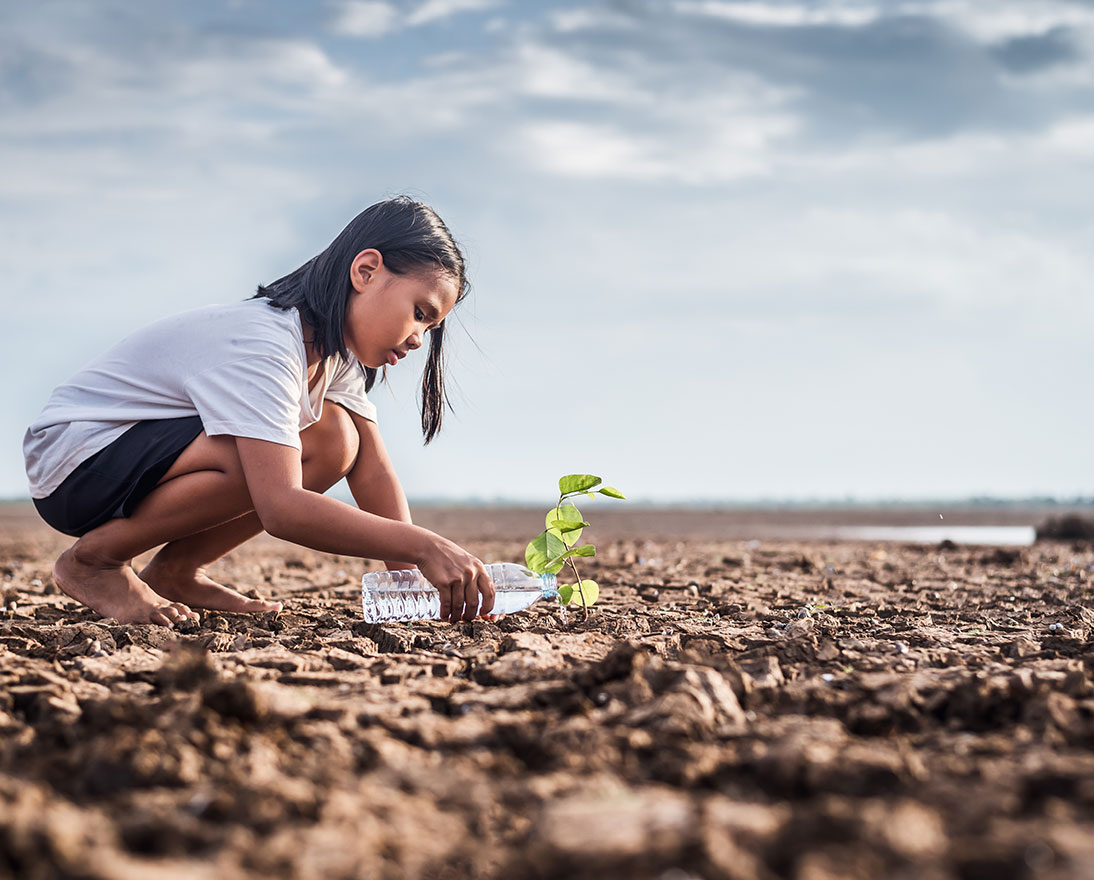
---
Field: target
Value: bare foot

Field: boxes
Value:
[139,559,282,615]
[54,543,199,628]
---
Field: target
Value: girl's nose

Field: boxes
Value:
[407,332,422,350]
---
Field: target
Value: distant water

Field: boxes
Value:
[825,525,1035,546]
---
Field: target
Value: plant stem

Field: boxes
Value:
[567,556,589,622]
[560,492,592,621]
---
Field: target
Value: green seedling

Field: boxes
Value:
[525,473,625,621]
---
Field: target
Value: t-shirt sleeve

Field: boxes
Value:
[184,356,304,449]
[324,358,378,424]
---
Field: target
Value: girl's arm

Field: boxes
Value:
[235,435,493,621]
[342,409,415,571]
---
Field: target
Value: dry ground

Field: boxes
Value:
[1,505,1093,880]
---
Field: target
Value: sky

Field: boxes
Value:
[2,0,1092,504]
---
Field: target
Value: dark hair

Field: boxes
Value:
[254,197,468,443]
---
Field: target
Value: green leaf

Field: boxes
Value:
[598,486,626,499]
[526,532,567,574]
[544,543,597,570]
[570,580,599,607]
[559,474,602,494]
[546,504,585,547]
[558,584,574,605]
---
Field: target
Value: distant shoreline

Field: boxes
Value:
[5,499,1086,544]
[10,496,1089,510]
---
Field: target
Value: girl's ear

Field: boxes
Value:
[350,249,384,293]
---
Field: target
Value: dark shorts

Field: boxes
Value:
[33,417,205,538]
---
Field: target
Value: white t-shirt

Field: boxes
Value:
[24,299,378,499]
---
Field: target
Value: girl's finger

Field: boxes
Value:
[462,575,478,621]
[450,582,465,623]
[438,584,453,622]
[477,569,495,616]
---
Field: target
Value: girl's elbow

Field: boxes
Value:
[254,497,296,539]
[257,510,290,540]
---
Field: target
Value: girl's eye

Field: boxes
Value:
[415,307,425,322]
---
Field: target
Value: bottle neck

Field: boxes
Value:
[539,571,558,596]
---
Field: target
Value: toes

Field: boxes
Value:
[149,608,175,629]
[170,602,200,622]
[150,602,200,628]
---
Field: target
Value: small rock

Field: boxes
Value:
[784,617,815,639]
[1007,637,1040,659]
[623,666,747,736]
[740,656,785,691]
[201,679,268,723]
[523,789,697,871]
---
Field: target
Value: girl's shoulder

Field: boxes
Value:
[156,298,296,328]
[143,299,303,349]
[108,299,308,376]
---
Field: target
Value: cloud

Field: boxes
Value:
[673,1,881,28]
[517,105,796,183]
[745,208,1094,320]
[406,0,504,26]
[330,0,503,36]
[673,0,1094,43]
[991,25,1081,71]
[331,1,399,37]
[1043,115,1094,151]
[916,0,1094,43]
[518,121,672,179]
[509,43,643,102]
[548,6,643,32]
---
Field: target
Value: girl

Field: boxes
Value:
[23,197,494,627]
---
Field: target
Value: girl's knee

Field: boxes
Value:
[302,404,360,480]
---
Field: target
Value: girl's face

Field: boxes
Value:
[343,250,459,370]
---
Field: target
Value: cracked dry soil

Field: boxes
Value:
[1,518,1093,880]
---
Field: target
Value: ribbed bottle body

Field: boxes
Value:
[361,562,557,623]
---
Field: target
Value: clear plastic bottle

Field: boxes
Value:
[361,562,558,623]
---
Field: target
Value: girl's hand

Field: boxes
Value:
[417,537,495,623]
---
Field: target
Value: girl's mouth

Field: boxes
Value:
[386,350,399,366]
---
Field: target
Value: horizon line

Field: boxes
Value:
[6,494,1093,508]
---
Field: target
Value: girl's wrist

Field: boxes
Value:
[401,523,438,568]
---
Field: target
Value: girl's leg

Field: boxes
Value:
[53,405,359,626]
[138,407,360,611]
